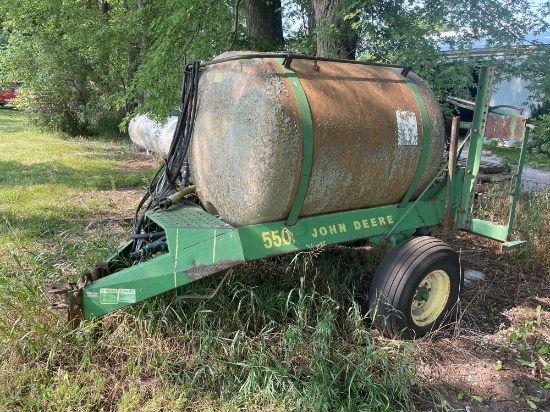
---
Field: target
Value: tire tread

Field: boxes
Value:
[367,236,461,338]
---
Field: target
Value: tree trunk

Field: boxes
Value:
[311,0,357,59]
[244,0,284,51]
[127,0,149,112]
[98,0,109,15]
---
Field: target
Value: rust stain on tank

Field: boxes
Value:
[190,52,302,226]
[190,52,445,227]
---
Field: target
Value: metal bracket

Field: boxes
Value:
[49,301,69,310]
[47,282,82,327]
[274,58,314,226]
[501,240,526,252]
[68,290,83,328]
[444,116,460,230]
[90,262,108,282]
[396,69,432,208]
[47,282,78,295]
[282,54,293,69]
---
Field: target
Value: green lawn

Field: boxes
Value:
[0,109,157,262]
[484,140,550,171]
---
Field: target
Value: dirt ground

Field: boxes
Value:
[411,230,550,411]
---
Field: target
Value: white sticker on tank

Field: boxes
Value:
[396,110,418,146]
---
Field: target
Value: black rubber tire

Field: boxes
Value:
[367,236,463,339]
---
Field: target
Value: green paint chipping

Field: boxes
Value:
[274,58,314,226]
[239,185,448,261]
[79,204,246,319]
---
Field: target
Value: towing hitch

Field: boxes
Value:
[47,282,83,327]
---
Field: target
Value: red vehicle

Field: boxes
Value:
[0,82,20,105]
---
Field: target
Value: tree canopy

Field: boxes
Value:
[0,0,549,134]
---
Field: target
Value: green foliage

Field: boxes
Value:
[530,101,550,157]
[530,115,550,156]
[283,0,316,55]
[129,0,233,117]
[0,0,138,135]
[1,0,549,133]
[0,24,7,47]
[348,0,549,108]
[501,305,550,410]
[0,0,233,133]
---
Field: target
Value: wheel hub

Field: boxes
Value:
[410,270,451,327]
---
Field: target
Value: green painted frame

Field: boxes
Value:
[452,66,528,248]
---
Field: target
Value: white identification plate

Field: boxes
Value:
[396,110,418,146]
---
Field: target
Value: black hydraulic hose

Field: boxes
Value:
[131,61,200,255]
[129,231,166,240]
[160,60,199,195]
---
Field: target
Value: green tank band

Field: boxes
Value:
[274,58,314,226]
[392,69,432,208]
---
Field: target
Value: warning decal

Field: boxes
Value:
[99,288,137,305]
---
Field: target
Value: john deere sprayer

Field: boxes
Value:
[49,52,529,339]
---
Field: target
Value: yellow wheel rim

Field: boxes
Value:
[410,270,451,327]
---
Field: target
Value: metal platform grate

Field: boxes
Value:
[147,205,234,229]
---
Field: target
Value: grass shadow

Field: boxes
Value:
[0,160,153,190]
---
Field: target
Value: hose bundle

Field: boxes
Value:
[133,61,201,239]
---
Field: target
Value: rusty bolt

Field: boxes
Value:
[72,291,79,310]
[466,170,471,174]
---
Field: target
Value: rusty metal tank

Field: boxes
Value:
[190,52,445,227]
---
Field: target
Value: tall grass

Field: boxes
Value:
[1,247,426,410]
[512,189,550,272]
[1,110,427,410]
[471,183,550,272]
[4,109,549,410]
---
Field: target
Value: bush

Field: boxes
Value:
[14,80,125,137]
[529,101,550,157]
